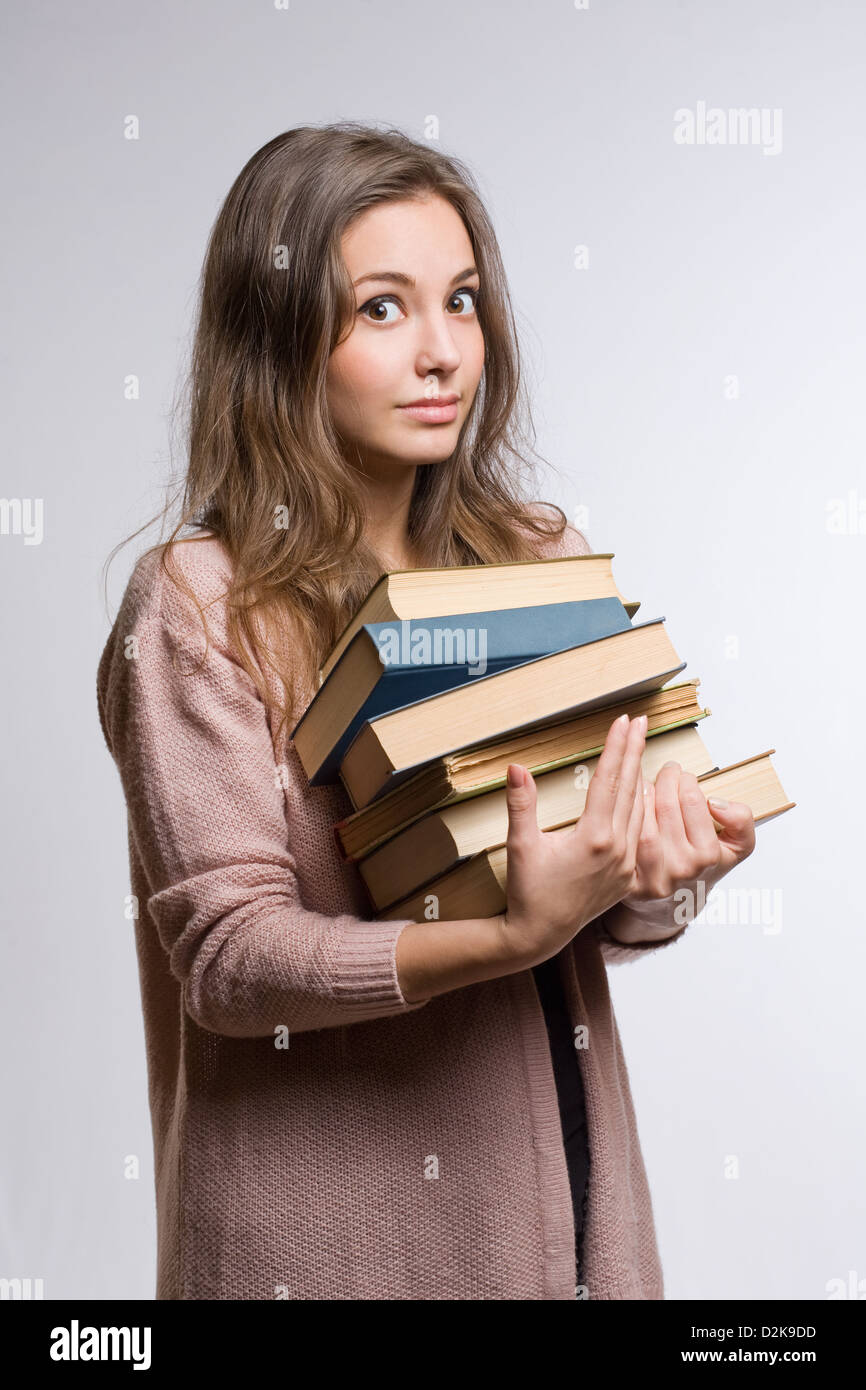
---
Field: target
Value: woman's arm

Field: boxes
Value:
[97,581,539,1036]
[395,914,532,1003]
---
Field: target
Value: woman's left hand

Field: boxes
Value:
[618,759,757,912]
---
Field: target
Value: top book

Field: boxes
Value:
[292,595,635,787]
[317,551,639,684]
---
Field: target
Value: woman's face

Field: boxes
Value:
[326,194,485,474]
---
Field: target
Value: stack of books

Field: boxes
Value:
[289,551,794,923]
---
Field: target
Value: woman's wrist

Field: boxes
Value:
[396,912,536,1003]
[496,910,572,973]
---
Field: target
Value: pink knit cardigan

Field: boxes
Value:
[96,521,690,1300]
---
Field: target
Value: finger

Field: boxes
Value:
[612,775,644,898]
[612,714,647,839]
[582,712,631,822]
[625,769,646,858]
[637,776,662,852]
[505,763,540,853]
[653,761,691,859]
[633,778,665,891]
[677,771,723,870]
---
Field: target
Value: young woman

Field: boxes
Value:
[97,122,756,1301]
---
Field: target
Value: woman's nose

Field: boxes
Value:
[415,315,462,374]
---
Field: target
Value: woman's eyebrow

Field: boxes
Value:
[352,265,479,289]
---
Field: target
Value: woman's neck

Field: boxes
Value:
[353,457,423,571]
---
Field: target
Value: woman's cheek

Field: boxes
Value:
[467,327,485,387]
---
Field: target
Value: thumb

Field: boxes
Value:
[707,796,756,856]
[505,764,540,848]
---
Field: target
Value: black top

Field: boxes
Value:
[532,954,591,1284]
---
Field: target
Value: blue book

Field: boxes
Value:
[292,597,633,785]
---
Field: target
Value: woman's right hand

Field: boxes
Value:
[498,711,648,968]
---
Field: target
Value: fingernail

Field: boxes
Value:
[507,764,524,787]
[638,714,648,732]
[642,777,651,797]
[708,797,728,810]
[617,713,629,728]
[661,759,681,770]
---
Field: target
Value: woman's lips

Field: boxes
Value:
[398,400,459,423]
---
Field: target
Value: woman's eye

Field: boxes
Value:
[447,288,479,315]
[358,288,480,324]
[359,296,404,324]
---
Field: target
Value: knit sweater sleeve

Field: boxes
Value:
[96,548,431,1039]
[549,518,693,966]
[590,904,689,964]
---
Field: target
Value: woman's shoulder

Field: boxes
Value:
[117,529,235,638]
[97,530,248,755]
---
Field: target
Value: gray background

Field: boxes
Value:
[2,0,864,1300]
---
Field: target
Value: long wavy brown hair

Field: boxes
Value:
[102,120,571,745]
